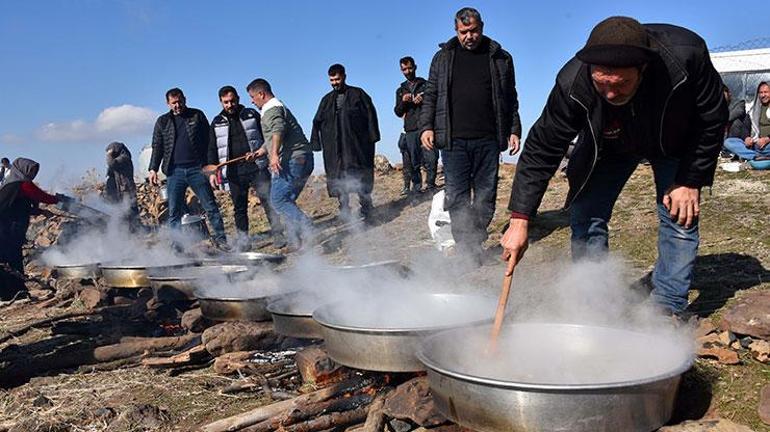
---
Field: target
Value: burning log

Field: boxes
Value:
[281,393,373,426]
[201,375,375,432]
[360,391,390,432]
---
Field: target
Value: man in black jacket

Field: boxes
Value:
[420,7,521,262]
[501,17,728,314]
[148,88,227,248]
[395,56,435,195]
[209,86,285,250]
[312,64,380,220]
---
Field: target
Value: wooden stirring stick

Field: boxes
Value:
[202,154,250,173]
[487,265,515,354]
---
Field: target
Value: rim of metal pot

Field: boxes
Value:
[416,323,694,391]
[267,299,315,318]
[312,294,496,335]
[100,262,197,270]
[148,265,249,281]
[194,289,294,302]
[55,262,100,269]
[329,259,401,271]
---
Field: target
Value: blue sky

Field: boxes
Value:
[0,0,757,187]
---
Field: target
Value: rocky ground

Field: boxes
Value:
[0,158,768,431]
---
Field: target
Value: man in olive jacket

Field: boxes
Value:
[501,17,728,314]
[420,7,521,263]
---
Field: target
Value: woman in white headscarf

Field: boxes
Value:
[0,158,59,299]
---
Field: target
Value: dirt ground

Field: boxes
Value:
[0,161,768,431]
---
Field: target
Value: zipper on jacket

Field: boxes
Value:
[568,94,599,207]
[659,76,687,157]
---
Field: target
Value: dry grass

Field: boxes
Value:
[0,161,768,431]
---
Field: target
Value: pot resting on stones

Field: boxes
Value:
[195,276,293,322]
[312,292,498,372]
[267,260,408,339]
[267,294,325,339]
[417,322,693,432]
[100,260,199,288]
[147,264,249,300]
[54,262,101,280]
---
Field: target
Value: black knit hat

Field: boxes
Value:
[576,16,656,67]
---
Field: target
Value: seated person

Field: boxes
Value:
[724,82,770,160]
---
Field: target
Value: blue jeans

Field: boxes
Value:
[441,138,500,251]
[724,137,770,160]
[570,155,699,313]
[270,153,314,246]
[167,165,227,243]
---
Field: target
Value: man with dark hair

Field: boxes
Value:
[420,7,521,263]
[723,82,770,160]
[210,86,285,250]
[312,64,380,220]
[395,56,436,195]
[501,17,728,315]
[248,79,315,250]
[148,88,228,249]
[0,158,10,182]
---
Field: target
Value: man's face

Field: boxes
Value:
[329,73,346,91]
[455,18,483,50]
[759,84,770,105]
[167,94,187,115]
[248,89,267,109]
[220,92,239,114]
[400,62,416,80]
[591,65,643,106]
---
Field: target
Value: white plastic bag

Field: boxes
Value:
[428,190,455,252]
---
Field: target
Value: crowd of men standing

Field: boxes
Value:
[1,6,734,317]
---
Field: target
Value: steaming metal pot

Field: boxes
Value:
[181,213,209,240]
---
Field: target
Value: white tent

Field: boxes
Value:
[711,48,770,102]
[711,48,770,73]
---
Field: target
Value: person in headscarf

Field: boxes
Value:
[104,142,139,221]
[0,158,59,299]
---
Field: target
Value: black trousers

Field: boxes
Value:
[441,138,499,250]
[400,131,439,189]
[228,167,283,235]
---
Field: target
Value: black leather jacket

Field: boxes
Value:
[420,36,522,151]
[149,108,216,175]
[508,24,728,216]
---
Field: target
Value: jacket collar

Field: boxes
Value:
[439,35,501,56]
[568,29,688,111]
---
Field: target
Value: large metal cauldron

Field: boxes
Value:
[100,262,197,288]
[267,296,324,339]
[313,293,497,372]
[55,263,101,280]
[194,278,292,322]
[147,265,249,300]
[417,323,693,432]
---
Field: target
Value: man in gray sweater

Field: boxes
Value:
[247,78,315,250]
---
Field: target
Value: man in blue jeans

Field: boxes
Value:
[148,88,227,249]
[420,8,522,263]
[247,79,314,250]
[501,17,728,315]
